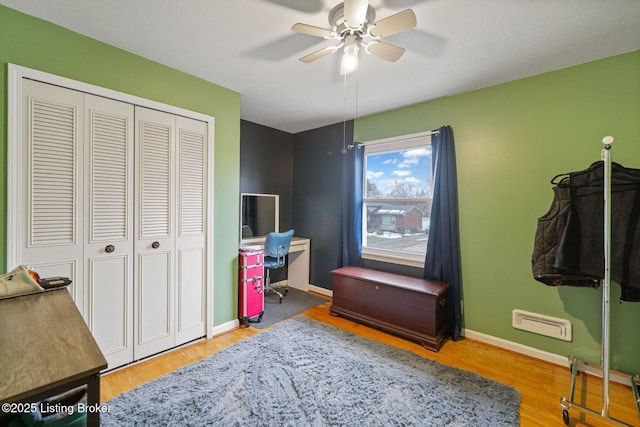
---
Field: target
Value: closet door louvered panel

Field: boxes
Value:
[30,100,76,245]
[179,128,205,236]
[140,122,171,239]
[175,116,207,345]
[134,106,176,360]
[21,79,85,309]
[90,109,129,242]
[85,94,134,370]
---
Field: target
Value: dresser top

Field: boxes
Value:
[0,289,107,402]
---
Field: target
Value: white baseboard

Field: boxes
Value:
[309,284,333,298]
[462,328,633,386]
[211,318,239,336]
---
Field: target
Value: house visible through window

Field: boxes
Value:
[361,132,432,267]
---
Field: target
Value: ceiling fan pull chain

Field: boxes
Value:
[343,71,348,154]
[354,65,359,145]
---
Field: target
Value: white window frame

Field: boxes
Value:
[361,131,432,268]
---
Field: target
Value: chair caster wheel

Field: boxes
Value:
[279,297,283,304]
[562,409,569,425]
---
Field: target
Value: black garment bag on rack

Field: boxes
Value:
[532,161,640,301]
[532,180,601,288]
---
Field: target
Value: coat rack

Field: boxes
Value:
[560,136,640,426]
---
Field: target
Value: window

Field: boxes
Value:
[361,132,432,267]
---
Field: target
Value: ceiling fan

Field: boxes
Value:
[291,0,417,74]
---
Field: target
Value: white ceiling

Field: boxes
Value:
[2,0,639,133]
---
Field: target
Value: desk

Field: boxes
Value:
[240,237,310,291]
[0,289,107,426]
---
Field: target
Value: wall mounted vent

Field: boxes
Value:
[512,309,572,341]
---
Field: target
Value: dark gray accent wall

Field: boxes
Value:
[240,120,294,232]
[292,121,351,289]
[240,119,423,290]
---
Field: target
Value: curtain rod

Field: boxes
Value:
[348,129,439,150]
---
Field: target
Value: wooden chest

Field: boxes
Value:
[330,266,450,351]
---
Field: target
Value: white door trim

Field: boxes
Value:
[6,63,215,339]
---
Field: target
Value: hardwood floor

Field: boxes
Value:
[101,301,638,426]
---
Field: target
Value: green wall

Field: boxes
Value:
[0,5,241,326]
[357,50,640,373]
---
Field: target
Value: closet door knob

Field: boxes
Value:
[105,244,115,253]
[151,241,160,249]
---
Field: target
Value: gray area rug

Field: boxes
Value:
[252,287,328,329]
[102,316,520,426]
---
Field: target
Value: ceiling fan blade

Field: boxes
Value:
[291,23,337,39]
[366,40,405,62]
[299,45,340,63]
[344,0,369,29]
[369,9,417,38]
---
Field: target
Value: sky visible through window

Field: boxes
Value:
[365,146,432,199]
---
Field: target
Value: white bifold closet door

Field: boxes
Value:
[174,115,207,346]
[20,79,206,370]
[22,79,136,368]
[134,107,176,360]
[85,94,135,368]
[134,107,207,360]
[21,80,87,306]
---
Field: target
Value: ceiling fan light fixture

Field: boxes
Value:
[292,1,415,73]
[341,36,359,75]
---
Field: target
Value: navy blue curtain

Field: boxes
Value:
[340,145,364,267]
[424,126,462,340]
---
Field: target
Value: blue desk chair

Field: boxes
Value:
[263,229,294,303]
